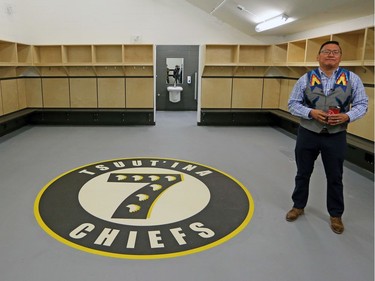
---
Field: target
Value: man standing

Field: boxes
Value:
[286,41,368,234]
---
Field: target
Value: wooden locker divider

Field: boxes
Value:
[0,40,17,65]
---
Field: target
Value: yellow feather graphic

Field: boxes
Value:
[165,176,176,182]
[127,204,141,213]
[136,194,149,201]
[150,184,162,191]
[149,175,160,181]
[132,175,143,181]
[116,175,127,181]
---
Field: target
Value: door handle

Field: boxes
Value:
[194,72,198,100]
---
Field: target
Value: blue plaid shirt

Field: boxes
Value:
[288,67,368,122]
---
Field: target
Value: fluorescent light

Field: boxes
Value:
[255,14,292,32]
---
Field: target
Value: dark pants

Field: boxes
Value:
[292,126,347,217]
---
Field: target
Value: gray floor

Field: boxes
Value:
[0,111,373,281]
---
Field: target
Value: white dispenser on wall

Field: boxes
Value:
[167,86,183,103]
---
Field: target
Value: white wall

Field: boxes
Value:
[0,0,373,45]
[0,0,276,45]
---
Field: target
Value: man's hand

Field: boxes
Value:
[310,109,328,124]
[310,109,349,125]
[327,113,350,125]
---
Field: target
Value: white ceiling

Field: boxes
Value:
[185,0,374,36]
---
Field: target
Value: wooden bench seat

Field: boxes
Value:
[0,109,37,137]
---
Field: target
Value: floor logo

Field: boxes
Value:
[34,158,254,259]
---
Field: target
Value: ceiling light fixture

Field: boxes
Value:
[255,14,291,32]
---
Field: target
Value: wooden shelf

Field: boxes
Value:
[271,44,288,65]
[93,45,122,64]
[202,27,373,69]
[340,60,365,67]
[124,44,153,64]
[0,43,155,76]
[364,27,374,65]
[17,43,33,65]
[305,35,331,63]
[363,60,374,66]
[332,29,366,61]
[63,45,93,65]
[238,45,272,65]
[287,40,306,63]
[33,45,63,65]
[205,44,238,64]
[0,40,17,64]
[1,28,373,68]
[202,27,374,77]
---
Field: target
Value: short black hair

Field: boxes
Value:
[319,40,342,53]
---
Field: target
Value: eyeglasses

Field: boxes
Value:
[320,50,341,56]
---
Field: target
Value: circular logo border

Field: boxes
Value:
[34,157,254,259]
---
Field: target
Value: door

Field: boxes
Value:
[156,45,199,110]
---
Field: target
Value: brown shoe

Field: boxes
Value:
[330,217,344,234]
[286,208,304,222]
